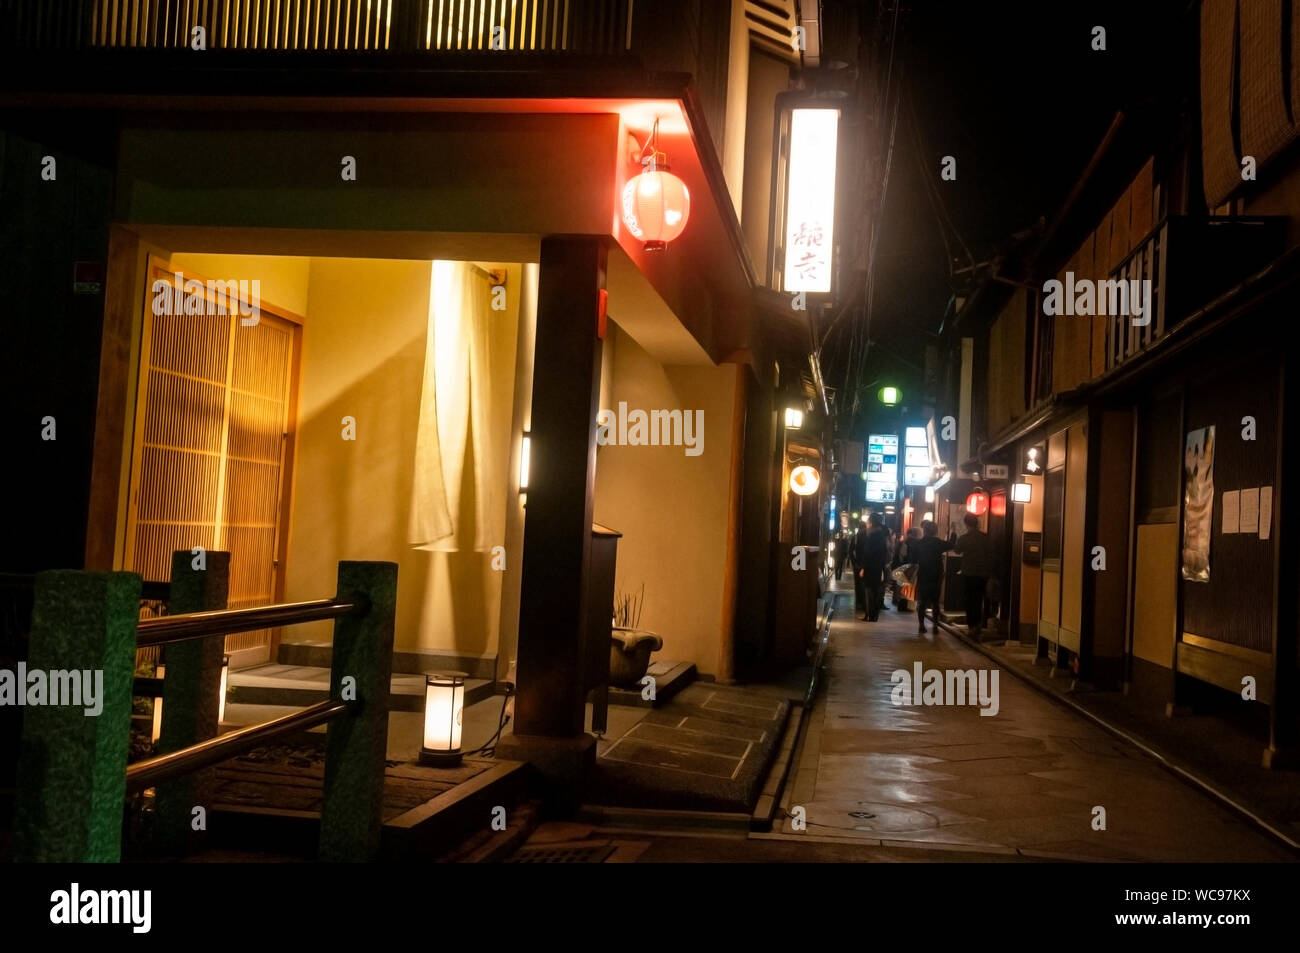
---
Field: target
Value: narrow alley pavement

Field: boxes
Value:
[776,594,1294,861]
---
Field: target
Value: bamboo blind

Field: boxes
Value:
[128,266,295,663]
[84,0,630,52]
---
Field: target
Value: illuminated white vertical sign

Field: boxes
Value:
[864,433,899,502]
[783,108,839,293]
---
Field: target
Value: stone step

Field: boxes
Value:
[197,732,532,860]
[605,660,696,709]
[591,683,794,814]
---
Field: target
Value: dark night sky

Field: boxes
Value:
[834,0,1191,426]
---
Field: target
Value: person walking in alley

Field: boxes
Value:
[912,520,951,633]
[832,529,846,581]
[854,512,890,621]
[850,520,867,615]
[954,512,992,637]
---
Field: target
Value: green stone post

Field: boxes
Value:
[13,570,142,862]
[154,550,230,854]
[318,560,397,862]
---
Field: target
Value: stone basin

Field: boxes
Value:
[610,628,663,687]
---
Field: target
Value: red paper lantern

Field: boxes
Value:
[966,491,989,517]
[990,493,1007,518]
[622,167,691,251]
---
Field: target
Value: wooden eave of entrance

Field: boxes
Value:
[0,58,756,366]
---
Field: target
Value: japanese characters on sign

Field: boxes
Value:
[783,108,840,294]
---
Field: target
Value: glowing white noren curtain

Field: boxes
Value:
[408,260,495,552]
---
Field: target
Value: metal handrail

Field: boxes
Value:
[126,698,351,792]
[135,595,364,647]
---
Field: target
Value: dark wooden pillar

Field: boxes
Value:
[513,237,606,738]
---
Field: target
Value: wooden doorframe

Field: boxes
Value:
[1039,428,1068,663]
[86,226,163,572]
[269,282,304,667]
[122,255,304,668]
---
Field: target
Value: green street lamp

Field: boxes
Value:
[878,386,900,406]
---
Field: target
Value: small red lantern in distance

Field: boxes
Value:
[966,491,989,517]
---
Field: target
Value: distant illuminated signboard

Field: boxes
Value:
[865,433,899,500]
[904,466,931,486]
[865,435,899,478]
[903,426,932,486]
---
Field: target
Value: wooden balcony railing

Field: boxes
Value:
[1103,215,1286,373]
[0,0,633,54]
[1104,218,1167,372]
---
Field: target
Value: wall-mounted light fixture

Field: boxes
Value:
[878,386,900,406]
[784,406,804,429]
[219,655,230,725]
[420,671,467,767]
[1012,482,1032,503]
[623,119,692,252]
[151,663,165,744]
[519,433,531,492]
[924,486,936,503]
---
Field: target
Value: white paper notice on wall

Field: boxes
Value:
[1240,487,1260,535]
[1259,486,1273,540]
[1221,490,1239,534]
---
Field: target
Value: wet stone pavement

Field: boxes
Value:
[779,598,1294,861]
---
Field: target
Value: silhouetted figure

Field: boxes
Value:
[850,522,867,612]
[854,512,890,621]
[954,512,992,636]
[911,520,951,633]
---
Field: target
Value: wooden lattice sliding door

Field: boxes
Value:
[125,258,301,668]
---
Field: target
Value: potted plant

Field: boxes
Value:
[610,584,662,686]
